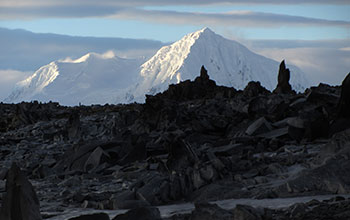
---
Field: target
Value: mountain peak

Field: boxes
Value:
[134,28,310,102]
[199,27,214,34]
[5,28,310,105]
[187,27,217,42]
[70,51,117,63]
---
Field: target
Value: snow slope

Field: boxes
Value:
[5,52,142,105]
[131,28,309,102]
[5,28,310,105]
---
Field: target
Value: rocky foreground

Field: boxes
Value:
[1,64,350,220]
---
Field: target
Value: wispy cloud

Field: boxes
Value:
[248,39,350,49]
[110,9,350,27]
[0,5,123,19]
[1,0,349,8]
[1,0,349,28]
[1,5,349,29]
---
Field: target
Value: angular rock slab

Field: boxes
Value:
[246,117,272,136]
[68,213,110,220]
[112,207,161,220]
[0,163,42,220]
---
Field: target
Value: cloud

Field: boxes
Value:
[247,39,350,49]
[1,1,349,29]
[0,5,123,19]
[1,0,349,8]
[0,27,163,71]
[110,9,350,28]
[0,69,33,100]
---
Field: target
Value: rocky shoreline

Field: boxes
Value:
[1,64,350,219]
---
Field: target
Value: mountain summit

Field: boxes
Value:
[5,52,143,105]
[5,28,310,105]
[131,27,309,101]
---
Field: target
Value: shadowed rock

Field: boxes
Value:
[273,60,293,94]
[67,110,81,141]
[146,65,236,102]
[112,207,161,220]
[0,163,42,220]
[338,72,350,118]
[243,81,270,97]
[190,202,234,220]
[68,213,110,220]
[198,65,210,81]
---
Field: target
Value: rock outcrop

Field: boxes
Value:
[0,66,349,220]
[273,60,294,94]
[112,207,161,220]
[0,163,42,220]
[338,72,350,118]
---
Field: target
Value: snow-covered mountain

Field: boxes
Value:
[130,27,309,102]
[5,28,310,105]
[5,52,143,105]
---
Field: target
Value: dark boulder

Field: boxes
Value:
[233,204,262,220]
[338,72,350,118]
[245,117,273,136]
[0,163,42,220]
[274,147,350,196]
[68,213,110,220]
[67,110,81,141]
[273,60,294,94]
[167,138,198,171]
[189,202,234,220]
[146,66,236,102]
[112,207,161,220]
[243,81,270,98]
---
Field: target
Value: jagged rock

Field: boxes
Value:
[338,72,350,118]
[306,83,340,106]
[167,138,197,171]
[110,200,150,210]
[199,65,210,81]
[273,60,293,94]
[84,147,109,172]
[233,204,262,220]
[319,128,350,159]
[67,110,81,140]
[246,117,273,136]
[0,168,8,180]
[68,213,110,220]
[146,66,236,102]
[243,81,270,97]
[289,203,308,218]
[119,140,147,165]
[189,202,234,220]
[135,174,168,205]
[257,127,288,139]
[0,163,42,220]
[112,207,161,220]
[2,62,350,220]
[274,148,350,197]
[55,140,120,172]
